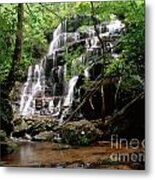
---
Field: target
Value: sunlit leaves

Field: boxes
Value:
[0,1,144,90]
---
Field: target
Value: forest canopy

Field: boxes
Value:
[0,1,144,86]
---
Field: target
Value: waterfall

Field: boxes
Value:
[48,32,80,56]
[19,16,125,118]
[63,76,79,107]
[19,60,45,116]
[19,65,32,114]
[84,67,90,79]
[107,18,125,34]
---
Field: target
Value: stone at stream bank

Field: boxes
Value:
[32,131,56,141]
[0,130,18,155]
[0,92,18,155]
[12,92,144,145]
[60,120,103,145]
[12,117,104,145]
[0,92,13,135]
[12,117,58,139]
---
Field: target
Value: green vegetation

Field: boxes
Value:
[0,130,18,155]
[0,1,144,143]
[0,1,144,83]
[61,120,102,145]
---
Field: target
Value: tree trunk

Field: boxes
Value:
[1,3,24,95]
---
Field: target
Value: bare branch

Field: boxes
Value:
[25,4,34,18]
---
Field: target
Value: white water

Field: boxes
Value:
[107,17,125,34]
[48,32,80,56]
[63,76,79,107]
[19,61,45,116]
[19,17,125,118]
[84,67,90,79]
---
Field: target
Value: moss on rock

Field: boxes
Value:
[61,120,103,145]
[0,130,18,155]
[0,92,13,135]
[32,131,56,141]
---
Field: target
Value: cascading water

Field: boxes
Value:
[19,60,45,116]
[63,76,79,107]
[19,15,125,120]
[48,32,80,56]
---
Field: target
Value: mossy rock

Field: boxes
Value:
[0,140,18,155]
[12,117,57,137]
[61,120,103,145]
[0,92,13,135]
[13,118,29,132]
[32,131,56,141]
[28,121,47,136]
[0,130,18,155]
[0,130,7,141]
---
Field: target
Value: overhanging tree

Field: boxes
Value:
[1,3,24,95]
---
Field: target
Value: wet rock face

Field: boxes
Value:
[62,72,116,121]
[60,120,103,145]
[72,78,116,120]
[12,117,58,139]
[86,63,104,81]
[44,30,53,44]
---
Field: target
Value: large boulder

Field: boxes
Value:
[32,131,56,141]
[12,117,58,138]
[0,92,13,135]
[60,120,103,145]
[13,118,29,132]
[0,130,18,155]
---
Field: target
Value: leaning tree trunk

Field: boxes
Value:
[90,2,106,122]
[1,3,24,95]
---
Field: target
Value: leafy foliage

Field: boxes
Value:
[0,1,144,92]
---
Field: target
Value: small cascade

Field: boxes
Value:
[48,32,80,56]
[19,60,45,116]
[53,20,67,39]
[107,15,125,34]
[63,76,79,107]
[19,65,32,114]
[84,67,90,79]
